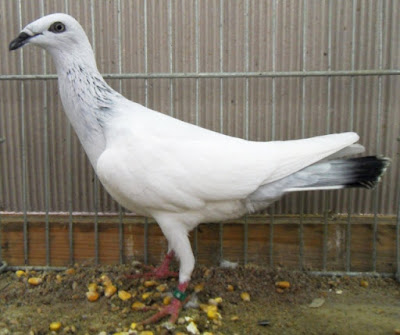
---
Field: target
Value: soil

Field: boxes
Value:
[0,263,399,335]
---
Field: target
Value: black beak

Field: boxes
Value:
[9,32,33,51]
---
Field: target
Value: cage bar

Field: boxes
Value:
[1,69,399,81]
[117,0,124,265]
[243,0,250,265]
[90,0,100,265]
[397,187,400,281]
[39,0,51,267]
[218,0,224,263]
[193,0,200,260]
[372,0,385,273]
[298,0,308,271]
[269,0,278,268]
[17,0,29,266]
[322,0,333,272]
[345,0,358,273]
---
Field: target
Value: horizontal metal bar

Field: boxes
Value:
[308,271,396,278]
[1,264,396,278]
[5,265,68,272]
[1,69,399,81]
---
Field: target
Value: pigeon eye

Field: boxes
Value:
[49,22,66,33]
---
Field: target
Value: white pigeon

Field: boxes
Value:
[10,13,389,323]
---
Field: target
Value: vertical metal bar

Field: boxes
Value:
[90,0,99,265]
[243,0,250,265]
[143,0,149,263]
[144,218,149,265]
[64,0,74,268]
[299,0,308,271]
[193,0,200,260]
[244,0,250,141]
[117,0,124,265]
[0,214,2,265]
[323,0,333,272]
[40,0,50,267]
[396,186,400,282]
[346,0,357,273]
[144,0,149,108]
[168,0,174,117]
[67,120,73,265]
[372,0,384,272]
[17,0,29,266]
[269,0,277,268]
[219,0,224,262]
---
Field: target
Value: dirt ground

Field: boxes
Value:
[0,263,399,335]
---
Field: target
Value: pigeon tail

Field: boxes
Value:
[285,156,391,192]
[246,156,390,213]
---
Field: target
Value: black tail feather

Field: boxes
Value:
[339,156,390,189]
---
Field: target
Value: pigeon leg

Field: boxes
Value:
[141,281,188,324]
[128,251,178,279]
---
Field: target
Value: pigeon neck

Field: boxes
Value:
[52,50,119,168]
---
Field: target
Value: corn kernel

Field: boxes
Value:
[163,296,172,305]
[101,277,112,287]
[194,283,204,293]
[227,284,234,292]
[105,285,117,298]
[275,281,290,289]
[131,301,146,310]
[65,268,76,275]
[214,297,223,304]
[28,277,43,286]
[156,284,168,292]
[86,291,99,302]
[88,283,98,292]
[118,290,132,301]
[144,280,157,288]
[141,292,152,300]
[200,304,218,313]
[230,315,239,321]
[240,292,250,301]
[16,270,26,278]
[207,309,221,320]
[139,331,154,335]
[130,322,137,330]
[49,321,61,331]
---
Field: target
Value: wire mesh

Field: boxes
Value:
[0,0,398,279]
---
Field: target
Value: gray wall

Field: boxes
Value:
[0,0,399,215]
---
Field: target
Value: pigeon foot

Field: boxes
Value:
[127,251,178,279]
[140,298,183,324]
[140,281,189,324]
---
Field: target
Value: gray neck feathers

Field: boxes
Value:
[56,59,120,167]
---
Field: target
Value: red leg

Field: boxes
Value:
[127,251,178,279]
[140,282,188,324]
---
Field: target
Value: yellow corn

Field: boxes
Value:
[49,321,61,331]
[240,292,250,301]
[118,290,132,301]
[104,285,117,298]
[86,291,100,302]
[28,277,43,286]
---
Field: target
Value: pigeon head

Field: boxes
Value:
[9,13,91,53]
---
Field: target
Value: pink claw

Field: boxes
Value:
[127,251,178,279]
[140,282,189,324]
[141,298,183,324]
